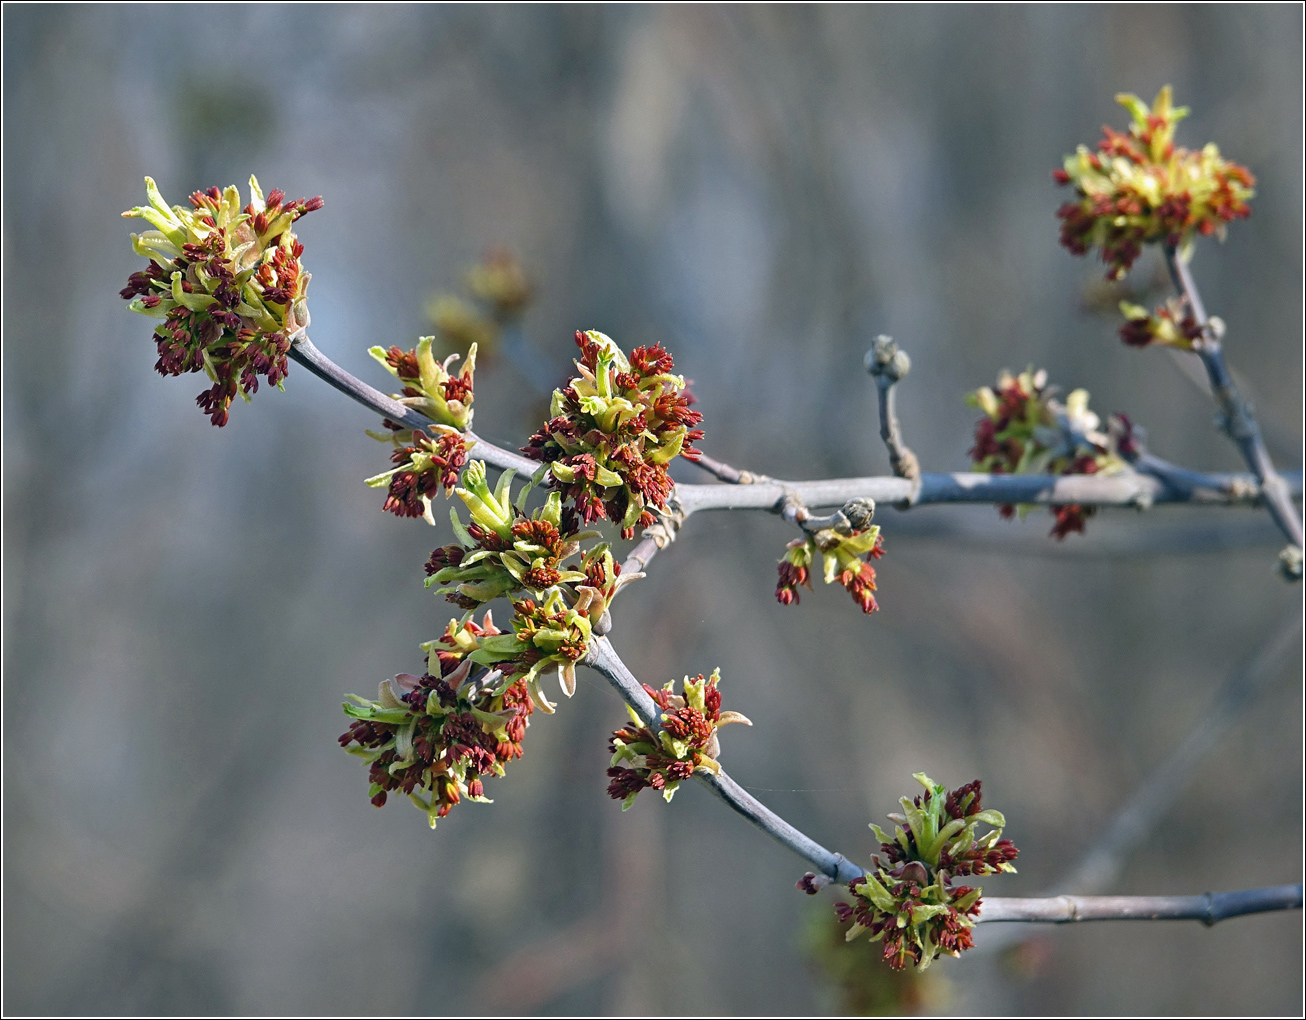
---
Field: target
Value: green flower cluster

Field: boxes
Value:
[834,774,1018,971]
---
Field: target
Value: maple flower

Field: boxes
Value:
[522,330,704,538]
[834,774,1018,971]
[339,611,538,828]
[605,670,751,808]
[777,502,886,615]
[367,335,477,431]
[1054,86,1254,281]
[967,368,1125,539]
[365,426,471,522]
[121,176,323,425]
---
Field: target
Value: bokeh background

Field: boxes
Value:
[4,4,1303,1016]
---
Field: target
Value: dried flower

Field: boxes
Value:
[606,670,751,808]
[1054,86,1254,280]
[121,176,323,425]
[967,368,1125,539]
[339,611,538,828]
[523,331,703,538]
[834,773,1018,971]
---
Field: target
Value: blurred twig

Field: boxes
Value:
[1163,246,1304,556]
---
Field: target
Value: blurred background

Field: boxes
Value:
[3,4,1302,1015]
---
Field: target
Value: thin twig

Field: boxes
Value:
[584,636,864,884]
[1163,246,1304,554]
[864,336,921,503]
[977,886,1302,924]
[288,334,538,475]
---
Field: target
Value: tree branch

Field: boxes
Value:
[279,330,1300,930]
[289,333,1300,518]
[1163,246,1305,554]
[977,886,1303,924]
[674,468,1300,515]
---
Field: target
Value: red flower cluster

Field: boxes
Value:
[605,670,750,807]
[376,428,471,519]
[1054,87,1254,280]
[339,614,535,826]
[1117,298,1206,350]
[523,330,703,538]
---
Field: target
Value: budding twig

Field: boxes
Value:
[864,336,921,504]
[1162,246,1305,559]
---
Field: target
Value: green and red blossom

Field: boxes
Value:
[339,612,537,827]
[605,669,751,808]
[777,521,886,615]
[1117,297,1208,351]
[1054,86,1254,281]
[831,774,1018,972]
[121,176,322,425]
[367,335,477,431]
[523,330,703,538]
[967,368,1125,539]
[365,426,472,521]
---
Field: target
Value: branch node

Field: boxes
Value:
[641,495,686,550]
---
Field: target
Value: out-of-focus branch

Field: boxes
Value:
[978,886,1303,924]
[864,336,921,503]
[1057,613,1301,896]
[1163,246,1305,561]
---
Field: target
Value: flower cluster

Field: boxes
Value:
[425,250,534,359]
[1117,297,1210,350]
[967,368,1124,539]
[338,612,536,827]
[606,670,751,808]
[523,330,704,538]
[368,335,477,430]
[777,506,885,615]
[1054,86,1254,280]
[121,176,323,426]
[365,426,472,522]
[831,774,1018,972]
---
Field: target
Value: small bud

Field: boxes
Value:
[1278,545,1303,582]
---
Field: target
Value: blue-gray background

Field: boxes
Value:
[3,4,1302,1015]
